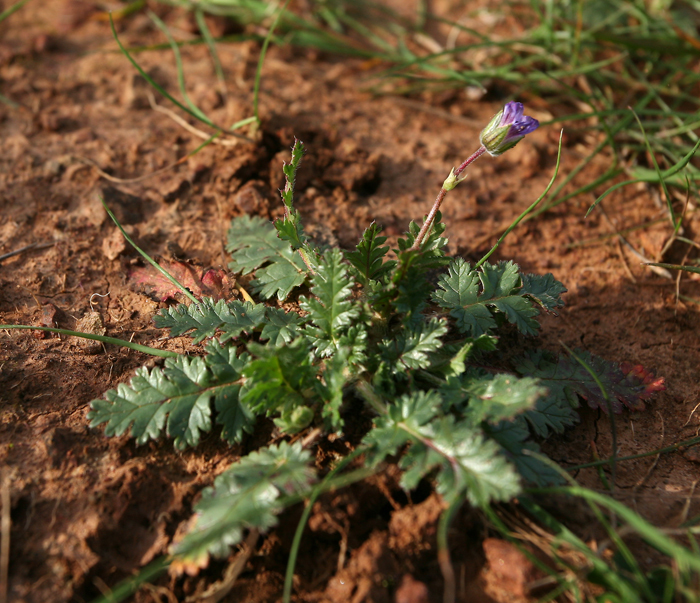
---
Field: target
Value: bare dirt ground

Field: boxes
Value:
[1,2,699,602]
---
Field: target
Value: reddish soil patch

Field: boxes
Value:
[1,3,699,603]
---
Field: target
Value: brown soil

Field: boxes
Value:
[1,2,699,603]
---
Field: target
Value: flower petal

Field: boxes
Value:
[501,101,523,126]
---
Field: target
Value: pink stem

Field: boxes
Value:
[454,146,487,179]
[410,146,486,251]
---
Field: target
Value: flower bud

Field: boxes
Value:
[480,101,539,156]
[442,168,458,191]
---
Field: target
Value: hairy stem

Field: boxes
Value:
[410,187,448,251]
[410,146,486,251]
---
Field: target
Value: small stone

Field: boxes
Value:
[684,447,700,463]
[102,225,138,261]
[74,310,106,354]
[394,574,429,603]
[234,180,269,215]
[482,537,538,598]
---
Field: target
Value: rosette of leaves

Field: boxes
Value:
[87,139,663,569]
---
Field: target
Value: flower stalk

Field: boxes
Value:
[410,102,539,251]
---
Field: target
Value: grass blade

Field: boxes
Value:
[0,325,178,358]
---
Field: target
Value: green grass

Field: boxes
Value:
[130,1,700,229]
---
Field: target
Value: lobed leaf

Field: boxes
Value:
[205,340,255,444]
[392,265,434,324]
[226,215,308,300]
[300,248,361,357]
[275,139,309,251]
[89,342,254,448]
[154,298,266,344]
[172,441,315,566]
[363,392,520,507]
[240,339,319,433]
[487,418,565,486]
[280,138,305,209]
[433,258,542,336]
[520,272,567,312]
[362,391,444,466]
[428,335,498,378]
[318,346,351,433]
[515,349,665,436]
[346,222,396,285]
[379,318,448,372]
[227,215,291,274]
[400,416,522,507]
[440,370,546,424]
[260,307,304,345]
[251,255,308,301]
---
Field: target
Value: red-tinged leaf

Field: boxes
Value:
[620,362,666,401]
[515,349,665,415]
[129,260,230,303]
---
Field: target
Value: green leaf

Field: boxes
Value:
[397,211,449,260]
[275,140,310,252]
[251,255,308,301]
[173,441,315,564]
[429,335,498,378]
[89,345,255,449]
[274,217,306,250]
[227,215,291,274]
[441,371,545,424]
[380,318,447,372]
[399,416,521,507]
[346,222,396,285]
[362,391,444,465]
[154,298,266,344]
[89,355,212,450]
[205,340,254,444]
[520,272,567,312]
[432,258,495,335]
[392,264,434,323]
[512,350,589,437]
[433,258,541,336]
[363,393,520,507]
[337,324,368,367]
[241,339,319,433]
[318,346,351,433]
[226,215,307,300]
[260,307,304,345]
[300,248,360,357]
[280,138,305,209]
[480,262,541,335]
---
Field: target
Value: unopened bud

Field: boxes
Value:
[480,101,539,156]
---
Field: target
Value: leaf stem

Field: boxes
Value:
[410,187,448,252]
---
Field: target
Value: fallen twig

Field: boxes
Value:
[0,241,54,263]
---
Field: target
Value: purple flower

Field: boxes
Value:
[480,101,539,156]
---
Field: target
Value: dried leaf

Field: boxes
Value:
[129,259,230,303]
